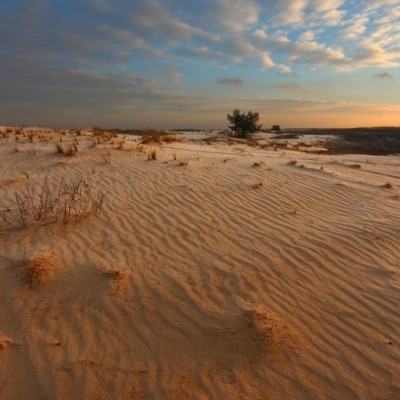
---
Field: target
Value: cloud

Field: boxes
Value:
[348,39,400,69]
[373,72,394,78]
[208,0,260,32]
[277,64,293,74]
[89,0,111,12]
[342,16,369,40]
[261,52,276,68]
[299,30,316,41]
[289,39,346,67]
[216,77,244,85]
[274,0,309,25]
[181,46,225,62]
[273,82,307,92]
[308,0,346,26]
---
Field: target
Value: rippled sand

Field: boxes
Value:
[0,128,399,399]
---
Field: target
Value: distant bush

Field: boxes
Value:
[227,109,262,139]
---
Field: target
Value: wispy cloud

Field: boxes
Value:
[273,82,308,92]
[216,77,244,85]
[374,72,394,78]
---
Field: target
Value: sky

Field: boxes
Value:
[0,0,400,129]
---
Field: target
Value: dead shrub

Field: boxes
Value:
[162,135,181,143]
[251,182,263,189]
[116,140,125,150]
[65,144,78,156]
[141,133,161,144]
[19,252,54,289]
[55,143,64,154]
[136,144,145,153]
[26,132,34,143]
[147,149,157,160]
[103,269,126,292]
[100,151,111,164]
[0,177,105,231]
[89,138,97,148]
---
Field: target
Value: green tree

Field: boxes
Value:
[227,109,262,139]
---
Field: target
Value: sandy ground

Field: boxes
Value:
[0,128,399,399]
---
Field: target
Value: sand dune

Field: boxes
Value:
[0,128,399,399]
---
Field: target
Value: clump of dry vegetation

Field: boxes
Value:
[147,149,157,160]
[55,143,64,154]
[162,134,181,143]
[179,158,189,166]
[139,130,182,144]
[65,144,78,156]
[141,132,161,144]
[103,269,126,293]
[0,177,104,232]
[92,127,118,144]
[135,144,145,153]
[115,139,125,150]
[19,252,55,289]
[100,152,111,164]
[56,143,78,156]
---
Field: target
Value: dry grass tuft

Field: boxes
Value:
[162,134,181,143]
[0,177,104,231]
[140,131,162,144]
[116,140,125,150]
[136,144,145,153]
[55,143,64,154]
[101,153,111,164]
[147,149,157,161]
[179,158,189,166]
[103,269,126,292]
[65,144,78,156]
[251,182,263,189]
[19,252,55,289]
